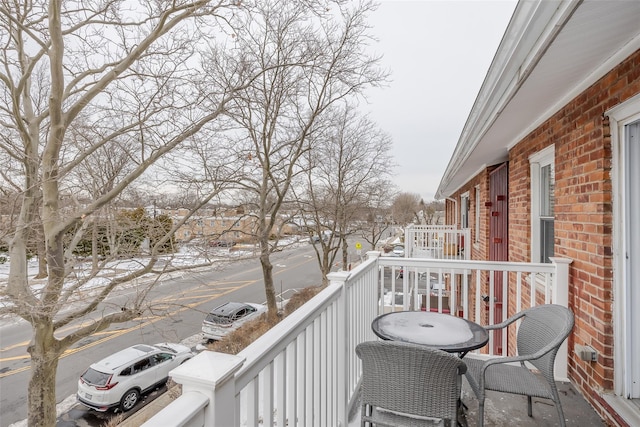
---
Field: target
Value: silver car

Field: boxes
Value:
[202,302,267,341]
[392,245,405,257]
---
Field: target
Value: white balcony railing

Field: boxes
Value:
[405,224,471,259]
[143,252,571,427]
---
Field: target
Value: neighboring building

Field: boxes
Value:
[435,1,640,425]
[163,207,299,243]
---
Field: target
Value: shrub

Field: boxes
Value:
[284,286,322,316]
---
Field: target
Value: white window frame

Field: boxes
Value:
[529,145,555,263]
[475,186,481,244]
[608,92,640,404]
[460,192,470,229]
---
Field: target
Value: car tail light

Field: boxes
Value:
[96,383,118,390]
[95,375,118,390]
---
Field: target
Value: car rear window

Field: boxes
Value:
[205,312,233,324]
[206,302,250,324]
[81,368,111,386]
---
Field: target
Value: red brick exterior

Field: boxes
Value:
[447,171,492,261]
[445,48,640,426]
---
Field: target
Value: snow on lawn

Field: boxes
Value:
[0,246,215,310]
[0,237,305,312]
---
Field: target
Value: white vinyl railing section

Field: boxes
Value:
[143,252,571,427]
[405,224,471,260]
[377,256,571,376]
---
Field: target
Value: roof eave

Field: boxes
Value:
[435,0,580,199]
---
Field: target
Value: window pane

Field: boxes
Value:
[461,196,469,228]
[540,218,555,263]
[475,187,481,243]
[541,164,555,216]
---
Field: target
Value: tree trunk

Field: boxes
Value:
[321,250,331,286]
[34,206,48,279]
[35,228,48,279]
[259,238,278,320]
[92,220,99,274]
[341,237,349,270]
[27,321,60,427]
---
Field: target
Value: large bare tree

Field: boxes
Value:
[0,1,251,425]
[355,182,394,250]
[299,104,393,283]
[221,0,386,318]
[424,199,445,225]
[392,192,422,226]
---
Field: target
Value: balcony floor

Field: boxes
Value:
[350,379,604,427]
[459,379,603,426]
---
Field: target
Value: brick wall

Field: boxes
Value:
[505,48,640,425]
[448,171,491,261]
[444,48,640,425]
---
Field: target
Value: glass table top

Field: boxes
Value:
[371,311,489,354]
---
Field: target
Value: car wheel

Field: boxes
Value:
[120,388,140,412]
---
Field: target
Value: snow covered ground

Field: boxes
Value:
[0,237,305,314]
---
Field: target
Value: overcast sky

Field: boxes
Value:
[364,0,517,202]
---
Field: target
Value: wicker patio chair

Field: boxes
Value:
[355,340,467,427]
[463,304,575,427]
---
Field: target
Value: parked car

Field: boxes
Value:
[77,342,194,412]
[392,245,405,257]
[209,240,236,247]
[381,291,427,313]
[309,233,329,244]
[202,302,267,341]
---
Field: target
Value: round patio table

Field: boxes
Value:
[371,311,489,358]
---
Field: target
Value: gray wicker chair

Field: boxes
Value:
[356,340,467,427]
[464,304,574,427]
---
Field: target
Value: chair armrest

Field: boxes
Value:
[484,310,527,331]
[480,354,534,373]
[479,339,561,377]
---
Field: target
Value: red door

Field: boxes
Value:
[489,163,508,354]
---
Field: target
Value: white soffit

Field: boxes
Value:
[436,0,640,198]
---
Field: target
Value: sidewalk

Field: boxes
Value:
[117,390,173,427]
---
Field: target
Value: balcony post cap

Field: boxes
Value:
[170,351,245,389]
[548,257,573,265]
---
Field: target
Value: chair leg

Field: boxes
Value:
[452,406,457,427]
[550,386,567,427]
[555,404,567,427]
[527,395,532,417]
[361,404,367,427]
[456,398,468,427]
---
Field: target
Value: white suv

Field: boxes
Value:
[77,342,194,412]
